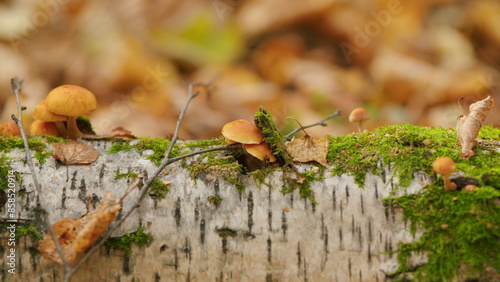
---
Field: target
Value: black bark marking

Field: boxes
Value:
[332,189,336,211]
[348,258,352,280]
[123,255,131,275]
[266,273,273,282]
[175,197,181,227]
[78,178,87,205]
[154,272,160,282]
[368,219,373,243]
[345,185,350,204]
[174,248,179,271]
[297,242,302,271]
[339,200,343,222]
[194,198,200,222]
[368,241,372,263]
[61,186,67,209]
[339,228,344,250]
[200,218,206,245]
[248,191,254,234]
[183,237,191,262]
[351,215,355,234]
[267,237,272,263]
[320,214,329,271]
[222,238,228,255]
[98,163,105,185]
[70,170,77,190]
[357,226,362,250]
[268,188,272,231]
[360,194,365,215]
[281,209,288,241]
[374,180,379,200]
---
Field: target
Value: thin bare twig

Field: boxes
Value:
[10,78,72,271]
[67,78,217,279]
[285,109,341,140]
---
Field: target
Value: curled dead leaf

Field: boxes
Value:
[286,135,329,166]
[38,191,120,265]
[456,95,494,158]
[52,141,100,165]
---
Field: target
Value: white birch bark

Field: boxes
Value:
[0,140,428,281]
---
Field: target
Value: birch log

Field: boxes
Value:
[0,140,428,281]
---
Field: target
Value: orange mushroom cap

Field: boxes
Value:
[30,120,60,136]
[348,107,370,123]
[32,100,67,122]
[433,157,456,175]
[1,121,21,136]
[45,85,96,117]
[244,143,277,162]
[221,119,263,144]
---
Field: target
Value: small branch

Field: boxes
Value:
[10,78,72,271]
[67,78,219,279]
[285,110,341,140]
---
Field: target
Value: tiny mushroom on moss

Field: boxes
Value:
[30,120,60,137]
[221,119,263,144]
[243,143,277,162]
[45,85,96,139]
[432,157,457,191]
[349,107,370,133]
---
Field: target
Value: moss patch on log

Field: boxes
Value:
[104,227,153,258]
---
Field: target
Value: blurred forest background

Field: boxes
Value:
[0,0,499,139]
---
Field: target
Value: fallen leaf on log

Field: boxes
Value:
[456,95,494,159]
[286,135,329,166]
[52,141,100,165]
[38,191,121,265]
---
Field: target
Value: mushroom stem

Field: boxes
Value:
[66,116,82,139]
[443,176,457,191]
[54,121,67,138]
[357,123,365,133]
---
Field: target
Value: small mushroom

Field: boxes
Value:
[32,100,67,137]
[243,143,277,162]
[1,121,21,136]
[45,85,96,139]
[30,120,60,137]
[433,157,457,191]
[349,107,370,133]
[221,119,263,144]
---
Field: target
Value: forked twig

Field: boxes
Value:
[10,78,72,271]
[285,109,341,140]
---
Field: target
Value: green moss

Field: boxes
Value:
[148,178,170,199]
[207,196,222,207]
[114,171,139,180]
[327,124,463,187]
[0,154,13,190]
[0,136,54,166]
[281,166,324,204]
[106,137,186,166]
[183,138,225,148]
[254,107,293,166]
[15,222,43,240]
[385,184,500,281]
[104,227,153,257]
[188,153,244,192]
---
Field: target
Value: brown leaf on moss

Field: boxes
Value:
[38,191,120,265]
[456,95,494,159]
[286,135,329,166]
[52,141,100,165]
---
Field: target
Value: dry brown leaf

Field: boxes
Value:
[38,192,120,265]
[107,126,137,139]
[456,95,494,159]
[52,141,100,165]
[73,191,121,252]
[38,218,79,265]
[286,135,329,166]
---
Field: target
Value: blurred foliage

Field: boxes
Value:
[0,0,498,139]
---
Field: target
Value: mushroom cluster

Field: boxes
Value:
[221,119,276,162]
[30,85,96,139]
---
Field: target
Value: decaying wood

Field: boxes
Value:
[1,140,428,281]
[456,95,494,158]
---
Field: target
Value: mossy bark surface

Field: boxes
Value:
[0,124,498,281]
